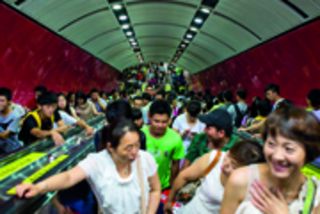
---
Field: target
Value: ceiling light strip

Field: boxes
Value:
[108,0,144,63]
[170,0,219,64]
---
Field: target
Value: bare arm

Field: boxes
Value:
[147,173,161,214]
[170,160,180,187]
[166,153,210,208]
[16,166,87,198]
[54,120,70,133]
[0,130,11,139]
[220,168,248,214]
[76,119,94,135]
[238,119,265,133]
[90,102,101,116]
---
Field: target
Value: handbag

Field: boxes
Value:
[137,154,147,214]
[176,150,222,204]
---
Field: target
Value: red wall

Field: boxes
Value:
[194,20,320,106]
[0,4,119,106]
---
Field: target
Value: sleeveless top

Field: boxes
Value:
[180,150,226,214]
[235,164,320,214]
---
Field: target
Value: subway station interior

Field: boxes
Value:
[0,0,320,213]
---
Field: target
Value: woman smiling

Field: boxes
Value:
[220,107,320,214]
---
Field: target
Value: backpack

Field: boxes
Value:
[23,110,55,128]
[233,104,245,128]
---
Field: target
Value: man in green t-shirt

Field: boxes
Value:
[142,100,184,189]
[184,109,238,167]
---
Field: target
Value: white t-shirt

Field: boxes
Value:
[172,113,205,151]
[58,110,77,126]
[78,150,158,214]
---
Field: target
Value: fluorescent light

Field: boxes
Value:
[181,44,186,48]
[131,42,137,46]
[183,39,190,43]
[122,24,130,29]
[129,38,135,42]
[200,7,210,14]
[112,4,122,10]
[119,15,128,21]
[190,27,198,32]
[194,17,203,24]
[126,31,133,36]
[186,34,193,39]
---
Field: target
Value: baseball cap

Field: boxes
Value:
[199,109,233,136]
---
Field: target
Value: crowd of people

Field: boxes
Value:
[1,64,320,213]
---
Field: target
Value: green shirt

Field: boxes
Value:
[142,126,185,189]
[185,133,239,163]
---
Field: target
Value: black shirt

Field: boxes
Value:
[19,111,62,145]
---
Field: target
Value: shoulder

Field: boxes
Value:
[228,166,251,188]
[166,128,182,141]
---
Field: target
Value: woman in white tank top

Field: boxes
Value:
[221,107,320,214]
[164,140,265,214]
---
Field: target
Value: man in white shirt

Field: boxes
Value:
[172,100,205,152]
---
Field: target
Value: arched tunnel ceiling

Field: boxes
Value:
[3,0,320,73]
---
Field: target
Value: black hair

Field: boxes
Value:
[142,93,152,102]
[149,100,172,117]
[263,107,320,163]
[34,85,47,93]
[186,100,202,118]
[132,108,143,120]
[0,87,12,101]
[57,93,73,115]
[223,90,233,102]
[90,88,99,95]
[104,119,139,149]
[37,91,57,105]
[229,140,265,166]
[236,89,247,100]
[307,89,320,109]
[265,83,280,94]
[106,100,132,125]
[133,96,143,102]
[75,91,87,106]
[257,99,272,117]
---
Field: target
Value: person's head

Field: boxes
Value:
[75,91,87,106]
[148,100,172,137]
[132,108,144,129]
[223,90,233,103]
[34,85,47,100]
[90,88,100,102]
[256,99,272,117]
[307,88,320,110]
[155,90,165,100]
[142,93,152,105]
[262,107,320,179]
[106,100,132,126]
[37,92,58,118]
[104,119,140,163]
[145,85,154,95]
[265,83,280,102]
[57,93,67,110]
[0,87,12,112]
[221,140,265,177]
[186,100,202,121]
[132,96,144,109]
[199,109,233,143]
[67,92,75,105]
[236,89,247,101]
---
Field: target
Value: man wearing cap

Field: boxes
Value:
[184,109,239,167]
[19,92,68,146]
